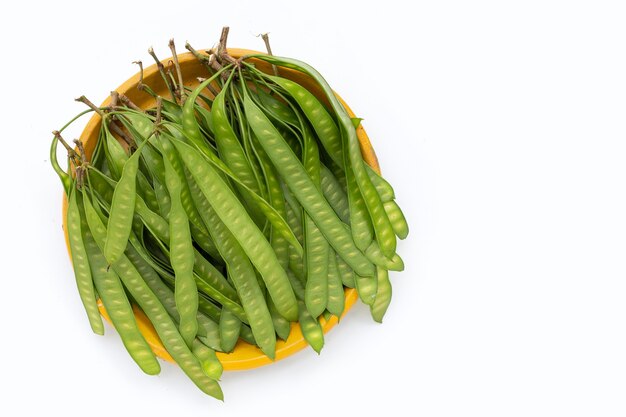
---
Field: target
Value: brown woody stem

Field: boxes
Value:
[133,60,145,90]
[166,64,180,100]
[74,139,88,165]
[75,166,84,189]
[185,41,225,89]
[53,130,80,164]
[169,39,186,103]
[155,96,163,126]
[75,96,136,149]
[261,33,278,76]
[73,139,88,188]
[133,61,158,98]
[75,95,103,116]
[119,94,143,112]
[185,42,210,63]
[109,91,119,110]
[148,47,177,101]
[217,26,229,57]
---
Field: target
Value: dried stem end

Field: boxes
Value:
[260,32,278,75]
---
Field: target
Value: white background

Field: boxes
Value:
[1,0,625,415]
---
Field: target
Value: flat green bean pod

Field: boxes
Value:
[242,92,375,278]
[187,171,278,358]
[297,300,324,354]
[268,297,291,340]
[166,121,303,256]
[249,55,397,259]
[182,69,232,157]
[213,87,263,200]
[83,194,223,399]
[219,309,241,353]
[326,249,345,318]
[364,241,405,272]
[163,150,198,348]
[67,188,104,335]
[82,208,160,374]
[50,136,71,194]
[267,75,343,167]
[384,200,409,240]
[248,131,290,269]
[103,122,128,179]
[366,166,395,202]
[300,123,330,318]
[103,142,145,266]
[320,164,350,224]
[190,222,222,262]
[173,138,298,322]
[155,131,208,234]
[354,273,378,307]
[193,339,223,380]
[336,253,356,288]
[344,138,374,251]
[370,267,392,323]
[193,250,238,301]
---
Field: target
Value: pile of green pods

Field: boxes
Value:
[50,28,407,399]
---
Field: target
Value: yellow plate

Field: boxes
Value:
[62,48,380,371]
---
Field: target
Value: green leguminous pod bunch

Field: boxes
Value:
[50,28,408,400]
